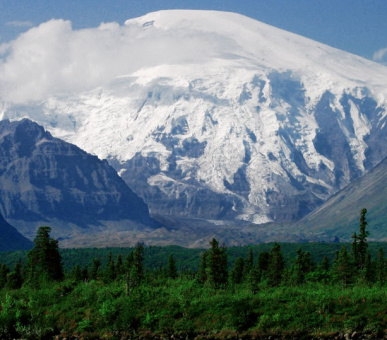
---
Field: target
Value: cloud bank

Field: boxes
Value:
[0,18,234,105]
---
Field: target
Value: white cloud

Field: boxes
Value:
[373,47,387,65]
[0,18,235,104]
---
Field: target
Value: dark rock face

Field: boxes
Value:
[0,119,158,239]
[0,212,33,251]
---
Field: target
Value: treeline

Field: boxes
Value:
[0,209,386,338]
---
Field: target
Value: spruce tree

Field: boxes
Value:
[71,264,83,282]
[321,256,330,271]
[25,226,63,284]
[167,254,178,279]
[127,243,145,291]
[248,266,260,294]
[332,246,353,287]
[0,264,10,289]
[231,257,245,285]
[376,248,385,285]
[5,259,23,289]
[104,252,116,283]
[289,249,315,285]
[197,250,208,284]
[257,251,270,274]
[90,258,101,280]
[363,252,374,283]
[206,238,228,289]
[357,208,369,270]
[266,243,285,287]
[243,249,254,278]
[116,254,124,277]
[82,265,89,282]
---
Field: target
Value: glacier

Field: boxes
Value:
[2,10,387,228]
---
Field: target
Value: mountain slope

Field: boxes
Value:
[2,10,387,228]
[296,156,387,241]
[0,119,159,244]
[0,212,33,251]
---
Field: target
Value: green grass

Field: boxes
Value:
[0,278,386,339]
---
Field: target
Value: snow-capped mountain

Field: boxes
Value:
[2,10,387,226]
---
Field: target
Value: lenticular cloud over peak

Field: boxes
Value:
[1,10,386,105]
[0,11,238,104]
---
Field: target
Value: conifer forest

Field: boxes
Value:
[0,209,386,339]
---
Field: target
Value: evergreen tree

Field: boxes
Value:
[289,249,315,285]
[167,254,178,279]
[243,249,254,278]
[90,258,101,281]
[5,259,23,289]
[124,252,134,272]
[127,243,145,294]
[0,264,10,289]
[257,251,270,274]
[357,208,369,270]
[116,254,124,277]
[332,246,353,287]
[71,264,83,282]
[197,250,208,284]
[82,265,89,282]
[321,256,330,271]
[104,252,116,283]
[376,248,385,285]
[231,257,245,285]
[25,226,63,284]
[363,252,374,283]
[308,256,331,284]
[206,238,228,289]
[248,266,260,294]
[266,243,285,287]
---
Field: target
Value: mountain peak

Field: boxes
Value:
[2,10,387,230]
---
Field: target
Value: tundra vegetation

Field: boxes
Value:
[0,209,386,339]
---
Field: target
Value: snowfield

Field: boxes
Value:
[2,10,387,225]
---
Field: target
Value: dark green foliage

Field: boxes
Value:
[24,226,63,284]
[357,208,369,270]
[197,250,208,284]
[104,252,116,283]
[247,266,260,294]
[321,255,330,271]
[0,264,10,289]
[332,246,353,287]
[116,254,124,277]
[71,264,82,282]
[230,257,244,285]
[82,265,89,282]
[90,258,101,280]
[127,243,144,293]
[289,248,316,285]
[167,254,178,279]
[243,248,254,278]
[376,248,385,284]
[266,243,285,287]
[363,252,374,283]
[5,259,23,289]
[257,250,270,273]
[206,238,228,289]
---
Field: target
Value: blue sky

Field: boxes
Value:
[0,0,387,63]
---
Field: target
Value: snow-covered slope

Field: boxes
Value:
[2,10,387,226]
